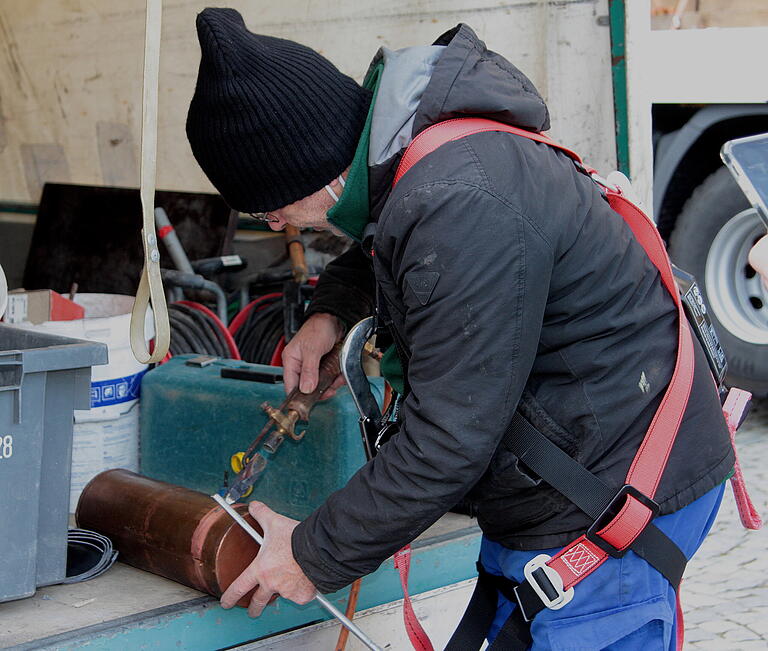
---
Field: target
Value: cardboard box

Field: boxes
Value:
[4,290,84,324]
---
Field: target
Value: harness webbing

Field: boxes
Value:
[503,412,688,589]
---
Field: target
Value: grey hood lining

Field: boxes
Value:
[368,45,445,167]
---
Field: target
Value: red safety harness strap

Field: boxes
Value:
[722,388,763,530]
[393,545,434,651]
[391,118,696,648]
[393,118,591,187]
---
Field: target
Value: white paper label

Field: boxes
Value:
[5,295,28,324]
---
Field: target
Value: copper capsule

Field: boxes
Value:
[76,469,260,607]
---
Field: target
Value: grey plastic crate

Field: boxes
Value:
[0,324,107,602]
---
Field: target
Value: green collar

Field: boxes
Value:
[327,63,384,242]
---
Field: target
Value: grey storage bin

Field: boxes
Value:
[0,324,107,602]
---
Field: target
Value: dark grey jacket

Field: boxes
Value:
[292,25,733,594]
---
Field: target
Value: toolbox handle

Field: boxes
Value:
[220,367,284,384]
[0,358,24,423]
[0,359,23,392]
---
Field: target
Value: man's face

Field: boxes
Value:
[266,186,336,233]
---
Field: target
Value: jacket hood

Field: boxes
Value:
[415,24,550,137]
[368,23,550,217]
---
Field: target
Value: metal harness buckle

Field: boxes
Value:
[585,484,660,558]
[572,160,620,194]
[514,554,574,622]
[589,171,620,193]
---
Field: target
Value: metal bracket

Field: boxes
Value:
[516,554,574,621]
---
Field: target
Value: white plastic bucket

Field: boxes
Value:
[13,294,153,510]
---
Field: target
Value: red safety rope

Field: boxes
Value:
[722,388,762,530]
[676,587,685,651]
[393,545,434,651]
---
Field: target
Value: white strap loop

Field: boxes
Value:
[0,261,7,320]
[130,0,170,364]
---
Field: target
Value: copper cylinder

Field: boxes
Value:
[76,469,261,607]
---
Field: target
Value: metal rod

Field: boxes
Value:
[155,207,194,273]
[211,494,383,651]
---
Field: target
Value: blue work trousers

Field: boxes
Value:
[480,483,725,650]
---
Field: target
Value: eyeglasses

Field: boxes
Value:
[246,212,280,224]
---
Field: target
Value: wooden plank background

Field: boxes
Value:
[0,0,616,204]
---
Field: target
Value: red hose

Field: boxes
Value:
[270,335,286,367]
[176,300,241,360]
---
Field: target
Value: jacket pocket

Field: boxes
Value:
[485,439,542,491]
[472,416,569,529]
[518,389,580,458]
[542,595,673,650]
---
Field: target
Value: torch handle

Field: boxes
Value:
[283,343,342,421]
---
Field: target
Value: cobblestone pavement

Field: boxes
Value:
[683,397,768,649]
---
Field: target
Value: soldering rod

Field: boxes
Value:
[212,494,383,651]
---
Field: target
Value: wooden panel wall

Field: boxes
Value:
[0,0,615,204]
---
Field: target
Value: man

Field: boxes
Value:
[186,9,734,648]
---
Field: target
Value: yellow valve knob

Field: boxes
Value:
[229,452,253,498]
[230,452,245,473]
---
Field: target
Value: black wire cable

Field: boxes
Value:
[61,529,118,584]
[169,310,210,353]
[173,303,227,357]
[170,306,214,354]
[251,304,284,363]
[234,296,284,364]
[209,318,230,356]
[231,284,315,365]
[168,316,195,356]
[168,302,234,357]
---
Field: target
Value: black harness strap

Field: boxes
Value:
[505,412,687,589]
[445,563,532,651]
[445,412,688,650]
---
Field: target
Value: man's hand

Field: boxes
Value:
[220,501,316,617]
[749,233,768,290]
[282,312,345,398]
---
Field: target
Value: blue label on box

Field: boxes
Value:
[90,370,147,408]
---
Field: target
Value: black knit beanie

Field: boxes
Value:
[186,8,372,213]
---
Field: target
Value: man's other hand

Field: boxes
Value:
[749,233,768,290]
[282,312,345,397]
[220,501,316,617]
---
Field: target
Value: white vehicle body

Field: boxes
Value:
[626,0,768,393]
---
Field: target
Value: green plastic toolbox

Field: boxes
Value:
[0,324,107,602]
[140,355,383,520]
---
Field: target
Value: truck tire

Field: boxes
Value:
[668,166,768,395]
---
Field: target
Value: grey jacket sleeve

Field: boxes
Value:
[292,183,554,593]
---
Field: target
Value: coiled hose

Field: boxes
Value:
[230,293,285,365]
[167,301,240,359]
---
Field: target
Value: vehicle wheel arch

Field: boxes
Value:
[653,105,768,241]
